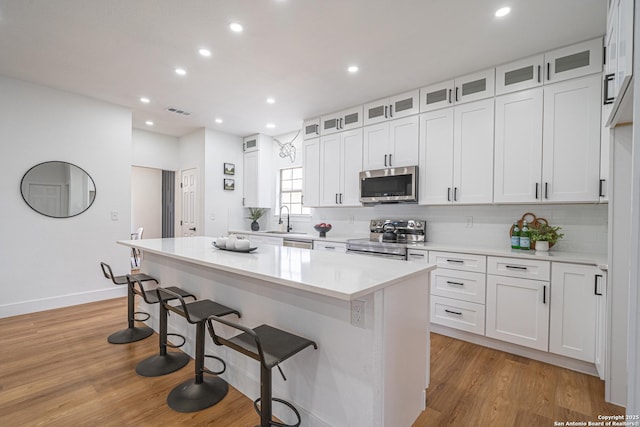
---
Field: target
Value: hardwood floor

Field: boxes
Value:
[0,299,624,426]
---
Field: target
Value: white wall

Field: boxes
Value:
[132,128,179,170]
[131,166,162,238]
[0,76,132,317]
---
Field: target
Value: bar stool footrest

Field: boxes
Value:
[166,332,186,348]
[135,351,191,377]
[133,310,150,322]
[202,354,226,375]
[107,326,153,344]
[253,397,301,427]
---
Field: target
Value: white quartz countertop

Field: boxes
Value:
[118,237,435,300]
[228,229,365,244]
[406,242,608,270]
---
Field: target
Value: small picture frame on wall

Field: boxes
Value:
[223,178,235,191]
[224,163,235,175]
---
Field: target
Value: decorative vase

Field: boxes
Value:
[535,240,550,252]
[251,220,260,231]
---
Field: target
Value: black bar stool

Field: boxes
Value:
[207,316,317,427]
[100,261,157,344]
[128,277,196,377]
[157,287,241,413]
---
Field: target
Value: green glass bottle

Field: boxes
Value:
[520,221,530,250]
[511,221,520,249]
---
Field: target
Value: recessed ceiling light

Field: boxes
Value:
[347,65,359,73]
[215,118,223,124]
[140,97,150,103]
[495,6,511,17]
[175,68,187,76]
[266,123,276,129]
[145,120,154,126]
[229,22,243,33]
[198,48,211,57]
[266,97,275,104]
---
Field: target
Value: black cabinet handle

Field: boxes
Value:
[537,65,541,83]
[388,154,392,167]
[445,309,462,316]
[335,193,338,204]
[455,87,459,102]
[546,62,551,81]
[604,73,615,105]
[409,253,425,258]
[340,193,343,204]
[384,154,388,167]
[315,124,319,135]
[454,187,458,202]
[384,105,388,119]
[447,187,451,202]
[389,104,394,118]
[544,182,549,199]
[535,183,539,199]
[506,265,527,270]
[448,89,452,103]
[543,285,547,304]
[446,281,464,286]
[595,274,603,296]
[189,227,196,231]
[446,259,464,264]
[599,179,605,197]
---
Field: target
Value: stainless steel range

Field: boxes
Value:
[346,219,426,260]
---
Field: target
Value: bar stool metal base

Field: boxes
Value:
[135,352,191,377]
[167,377,229,412]
[107,326,153,344]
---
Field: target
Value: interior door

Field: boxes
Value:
[180,168,198,236]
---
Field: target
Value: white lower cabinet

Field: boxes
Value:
[429,251,487,335]
[485,257,551,351]
[549,263,603,364]
[313,241,347,253]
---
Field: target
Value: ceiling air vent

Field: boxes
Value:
[167,107,191,116]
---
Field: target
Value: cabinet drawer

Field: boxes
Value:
[313,241,347,253]
[428,251,486,273]
[407,249,428,262]
[431,269,486,304]
[431,295,485,335]
[488,256,550,281]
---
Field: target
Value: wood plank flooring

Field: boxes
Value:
[0,298,625,426]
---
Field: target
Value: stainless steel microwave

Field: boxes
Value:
[359,166,418,204]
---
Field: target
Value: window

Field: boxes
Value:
[279,167,310,215]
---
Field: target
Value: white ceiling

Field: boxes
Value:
[0,0,606,138]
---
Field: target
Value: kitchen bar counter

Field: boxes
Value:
[117,237,435,427]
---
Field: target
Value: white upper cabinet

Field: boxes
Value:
[320,105,363,135]
[319,128,362,206]
[243,134,273,208]
[495,55,544,95]
[302,138,320,207]
[494,88,544,203]
[363,90,419,126]
[420,69,495,112]
[363,115,419,170]
[544,37,603,83]
[302,118,320,140]
[419,98,494,205]
[542,74,602,202]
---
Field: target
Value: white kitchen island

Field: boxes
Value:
[117,236,435,427]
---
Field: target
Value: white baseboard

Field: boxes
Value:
[0,287,127,318]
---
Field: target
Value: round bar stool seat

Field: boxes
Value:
[100,262,158,344]
[129,278,196,377]
[207,317,317,427]
[157,287,241,413]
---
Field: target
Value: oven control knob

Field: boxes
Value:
[415,221,424,228]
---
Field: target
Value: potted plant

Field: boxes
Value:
[247,208,266,231]
[529,223,564,252]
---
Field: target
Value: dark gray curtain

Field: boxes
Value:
[162,170,175,238]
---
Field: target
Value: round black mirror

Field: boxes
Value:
[20,161,96,218]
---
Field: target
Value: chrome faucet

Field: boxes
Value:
[279,205,292,232]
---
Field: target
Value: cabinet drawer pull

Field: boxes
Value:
[446,281,464,286]
[445,259,464,264]
[506,265,527,270]
[324,246,336,250]
[409,253,425,258]
[594,274,603,296]
[445,309,463,316]
[543,285,547,304]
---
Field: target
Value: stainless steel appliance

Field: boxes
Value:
[359,166,418,204]
[346,219,426,260]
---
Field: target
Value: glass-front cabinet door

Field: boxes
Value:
[544,37,603,83]
[495,55,544,95]
[420,80,454,113]
[303,118,320,140]
[455,69,495,104]
[364,90,419,125]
